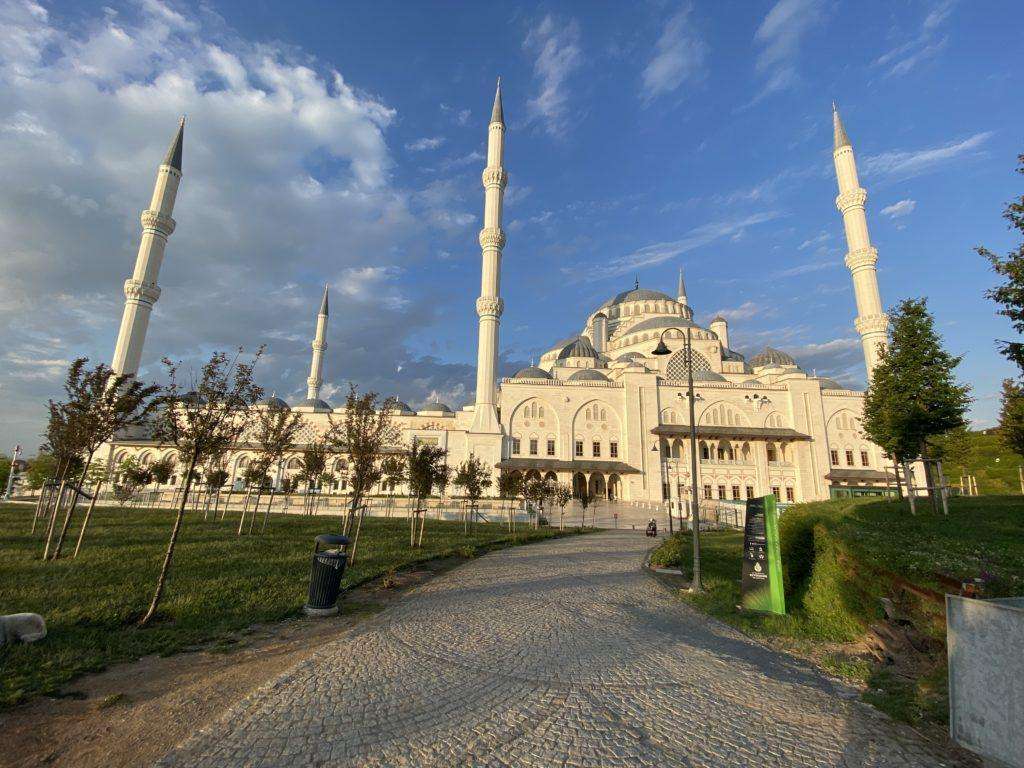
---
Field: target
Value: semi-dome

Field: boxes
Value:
[600,287,675,308]
[557,336,600,360]
[260,395,290,409]
[512,366,553,380]
[691,370,728,382]
[620,316,697,335]
[616,352,644,362]
[818,378,848,390]
[750,347,797,368]
[293,397,333,411]
[567,369,609,382]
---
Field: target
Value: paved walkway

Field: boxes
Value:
[159,532,953,767]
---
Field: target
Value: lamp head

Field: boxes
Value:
[651,339,671,356]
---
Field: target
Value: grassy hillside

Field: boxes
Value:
[651,496,1023,726]
[940,430,1023,495]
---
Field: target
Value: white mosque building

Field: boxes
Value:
[104,84,895,504]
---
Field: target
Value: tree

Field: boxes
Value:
[453,457,491,533]
[0,455,9,498]
[553,483,573,530]
[39,399,87,557]
[140,348,263,626]
[50,359,160,559]
[862,298,971,510]
[25,453,58,491]
[497,470,523,532]
[998,379,1024,458]
[114,457,151,508]
[978,153,1024,374]
[405,442,448,547]
[150,456,175,486]
[326,386,399,535]
[251,403,303,527]
[297,439,328,516]
[523,477,552,529]
[380,455,407,517]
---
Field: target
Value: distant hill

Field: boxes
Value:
[941,431,1023,495]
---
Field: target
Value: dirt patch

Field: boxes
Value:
[0,556,463,768]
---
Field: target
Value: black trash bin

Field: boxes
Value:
[304,534,350,616]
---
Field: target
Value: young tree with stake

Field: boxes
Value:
[406,442,448,547]
[140,348,263,627]
[251,402,303,527]
[453,457,491,533]
[497,470,522,532]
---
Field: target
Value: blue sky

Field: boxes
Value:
[0,0,1021,453]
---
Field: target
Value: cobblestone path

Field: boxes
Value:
[159,531,954,767]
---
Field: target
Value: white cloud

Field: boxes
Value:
[772,259,838,278]
[748,0,825,102]
[880,199,916,218]
[640,4,707,102]
[798,231,830,250]
[405,136,445,152]
[874,0,956,77]
[862,132,992,181]
[580,212,780,280]
[523,14,583,137]
[711,301,761,321]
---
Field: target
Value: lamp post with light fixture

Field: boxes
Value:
[652,326,702,593]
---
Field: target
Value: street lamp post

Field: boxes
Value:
[652,326,702,593]
[3,444,21,501]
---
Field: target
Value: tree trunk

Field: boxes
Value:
[73,479,104,558]
[31,484,51,534]
[902,461,917,515]
[237,490,250,536]
[42,475,69,560]
[410,504,417,547]
[52,455,93,559]
[349,505,365,566]
[418,505,426,547]
[261,488,276,532]
[247,491,260,534]
[140,452,198,627]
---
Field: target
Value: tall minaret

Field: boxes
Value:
[306,285,329,401]
[471,80,507,433]
[111,118,184,378]
[676,267,693,320]
[832,104,888,378]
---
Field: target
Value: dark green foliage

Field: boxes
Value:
[862,298,971,463]
[24,453,58,490]
[998,378,1024,457]
[978,154,1024,374]
[406,442,448,505]
[0,504,575,708]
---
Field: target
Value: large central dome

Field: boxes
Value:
[599,288,674,308]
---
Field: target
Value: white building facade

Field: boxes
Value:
[105,94,895,503]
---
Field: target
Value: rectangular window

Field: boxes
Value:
[771,485,780,499]
[785,487,795,502]
[717,484,726,499]
[716,448,725,460]
[529,438,538,456]
[767,446,777,462]
[574,440,584,457]
[547,439,556,456]
[745,485,754,499]
[609,441,618,458]
[830,449,839,466]
[592,441,601,457]
[845,450,854,466]
[860,450,869,467]
[703,484,712,499]
[731,485,740,500]
[511,437,521,455]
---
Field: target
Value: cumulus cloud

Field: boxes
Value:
[0,0,485,450]
[523,14,583,137]
[405,136,445,152]
[710,301,762,322]
[880,199,916,218]
[640,4,707,102]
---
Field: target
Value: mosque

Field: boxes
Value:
[104,84,895,505]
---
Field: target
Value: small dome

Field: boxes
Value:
[616,352,644,362]
[818,378,847,390]
[387,399,415,414]
[293,397,333,411]
[260,396,290,410]
[750,347,797,368]
[418,402,454,415]
[567,369,609,382]
[593,311,608,319]
[721,348,746,362]
[709,314,728,324]
[512,366,553,380]
[557,336,600,360]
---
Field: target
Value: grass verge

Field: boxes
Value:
[649,495,1023,727]
[0,503,581,709]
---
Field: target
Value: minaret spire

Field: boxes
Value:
[110,117,184,377]
[471,79,509,433]
[832,106,887,378]
[306,284,329,401]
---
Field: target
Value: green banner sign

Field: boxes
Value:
[740,495,785,614]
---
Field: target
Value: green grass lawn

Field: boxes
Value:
[649,496,1024,726]
[0,503,578,709]
[941,431,1024,495]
